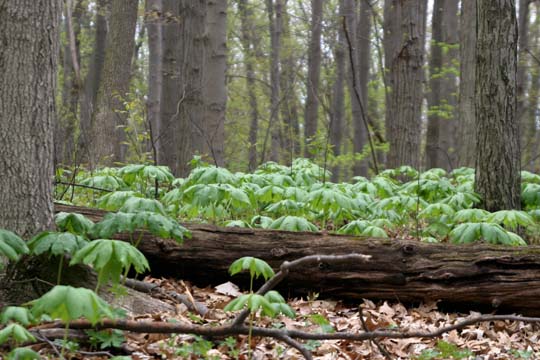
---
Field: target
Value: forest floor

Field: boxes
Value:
[29,276,540,360]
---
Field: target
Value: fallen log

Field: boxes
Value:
[56,204,540,315]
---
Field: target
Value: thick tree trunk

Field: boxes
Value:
[524,5,540,171]
[303,0,323,157]
[79,0,108,162]
[0,0,59,237]
[457,0,476,168]
[475,0,521,212]
[145,0,163,164]
[238,0,260,171]
[159,0,182,175]
[384,0,427,169]
[203,0,227,167]
[89,0,138,167]
[179,0,206,176]
[57,204,540,316]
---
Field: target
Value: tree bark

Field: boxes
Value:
[426,0,459,170]
[57,0,84,167]
[517,0,530,154]
[79,0,109,163]
[475,0,521,212]
[263,0,282,163]
[238,0,260,171]
[303,0,324,157]
[178,0,206,176]
[203,0,227,167]
[57,204,540,316]
[89,0,138,167]
[524,4,540,171]
[0,0,59,237]
[145,0,163,164]
[330,0,346,182]
[457,0,476,168]
[159,0,182,175]
[383,0,427,169]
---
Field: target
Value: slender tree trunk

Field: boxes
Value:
[238,0,260,171]
[475,0,521,212]
[0,0,60,237]
[280,4,300,164]
[79,0,108,162]
[354,0,371,176]
[178,0,206,176]
[426,0,458,170]
[145,0,162,164]
[264,0,282,163]
[57,0,84,166]
[303,0,323,157]
[517,0,530,157]
[457,0,476,168]
[89,0,138,167]
[524,4,540,171]
[203,0,227,167]
[330,0,346,182]
[159,0,182,175]
[383,0,427,169]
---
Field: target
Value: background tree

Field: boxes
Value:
[475,0,521,211]
[383,0,428,169]
[0,0,60,236]
[89,0,139,166]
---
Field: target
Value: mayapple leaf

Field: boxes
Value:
[0,229,29,265]
[55,212,94,235]
[29,285,115,325]
[28,231,88,257]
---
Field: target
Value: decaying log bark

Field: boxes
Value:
[56,204,540,315]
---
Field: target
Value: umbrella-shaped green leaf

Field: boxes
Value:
[229,256,275,281]
[269,216,319,232]
[96,191,141,211]
[0,229,29,265]
[1,307,34,326]
[0,323,35,345]
[29,285,115,325]
[7,347,41,360]
[29,231,88,257]
[119,197,166,215]
[70,240,149,289]
[55,212,94,235]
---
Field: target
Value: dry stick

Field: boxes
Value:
[342,17,381,175]
[41,254,540,359]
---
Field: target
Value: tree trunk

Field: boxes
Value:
[178,0,206,176]
[57,204,540,316]
[330,1,346,182]
[280,4,301,164]
[159,0,182,175]
[426,0,458,170]
[145,0,163,164]
[475,0,521,212]
[457,0,476,168]
[354,0,371,177]
[384,0,427,169]
[79,0,109,163]
[303,0,323,157]
[57,0,83,167]
[264,0,282,163]
[89,0,138,167]
[0,0,59,237]
[203,0,227,167]
[524,4,540,171]
[238,0,260,171]
[517,0,530,155]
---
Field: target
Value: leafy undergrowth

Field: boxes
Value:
[23,277,538,359]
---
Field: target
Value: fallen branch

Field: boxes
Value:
[36,254,540,359]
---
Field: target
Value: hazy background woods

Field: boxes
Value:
[55,0,538,179]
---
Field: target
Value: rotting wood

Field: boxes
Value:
[56,203,540,315]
